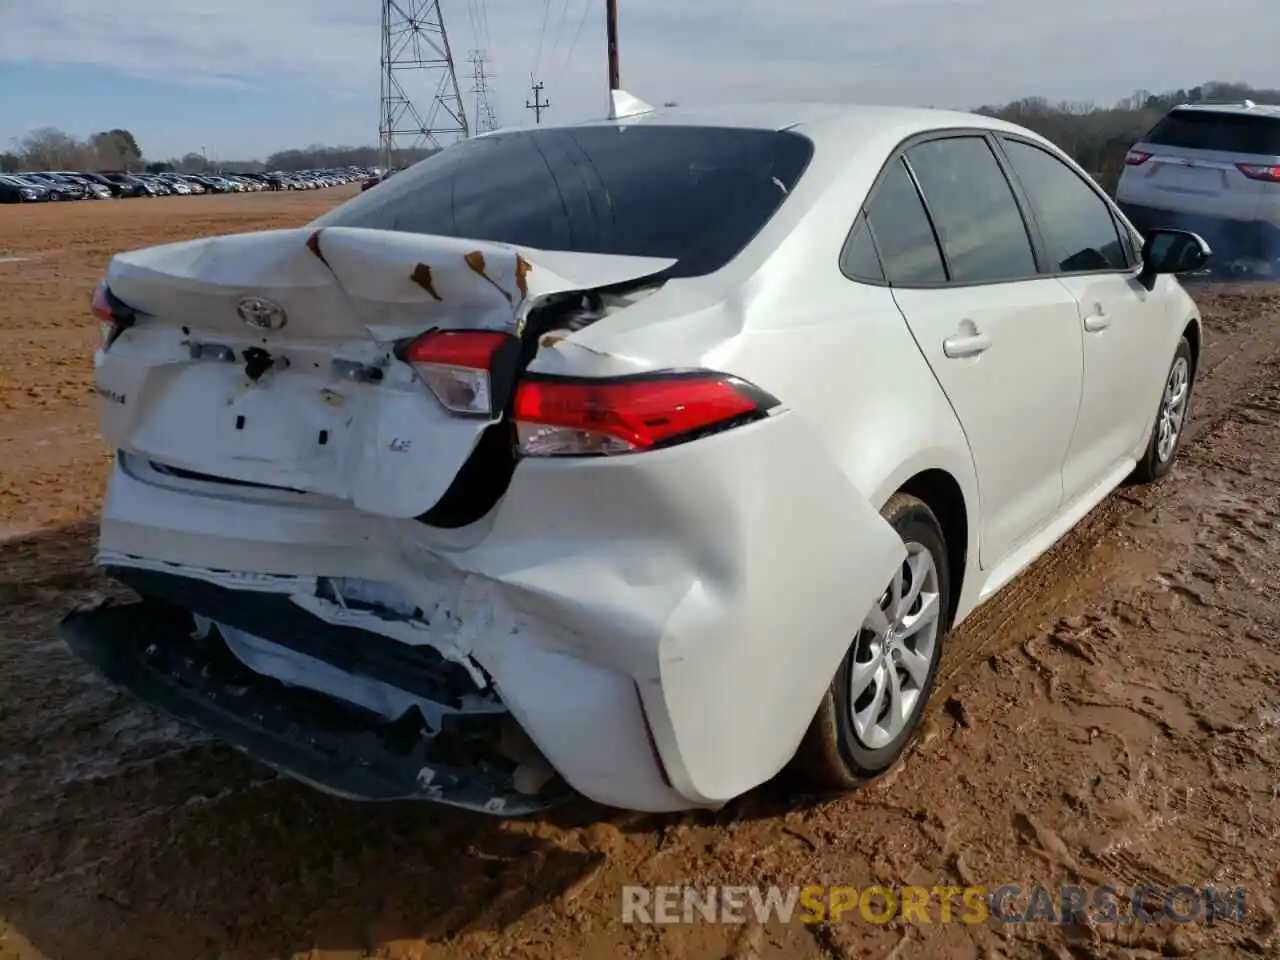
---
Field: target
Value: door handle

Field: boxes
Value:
[1083,313,1111,332]
[942,332,992,358]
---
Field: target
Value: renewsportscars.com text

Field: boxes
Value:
[620,884,1246,926]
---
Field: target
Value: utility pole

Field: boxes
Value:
[526,80,550,124]
[606,0,620,90]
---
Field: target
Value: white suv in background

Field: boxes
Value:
[1116,101,1280,278]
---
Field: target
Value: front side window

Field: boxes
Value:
[311,125,813,279]
[1001,139,1128,272]
[905,136,1038,284]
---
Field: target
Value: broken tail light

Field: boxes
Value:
[1236,163,1280,183]
[512,370,780,457]
[400,329,520,417]
[91,280,136,350]
[1124,151,1152,166]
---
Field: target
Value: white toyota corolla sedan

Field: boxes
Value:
[63,98,1209,815]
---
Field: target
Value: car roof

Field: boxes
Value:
[1166,101,1280,118]
[493,101,1040,149]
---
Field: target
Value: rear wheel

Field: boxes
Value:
[793,493,951,789]
[1131,336,1193,484]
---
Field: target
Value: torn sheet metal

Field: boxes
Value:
[97,227,674,519]
[97,549,493,684]
[105,226,675,342]
[209,618,501,726]
[59,601,566,814]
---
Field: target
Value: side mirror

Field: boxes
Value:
[1137,229,1212,290]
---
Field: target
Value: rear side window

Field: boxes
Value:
[864,160,946,284]
[1144,109,1280,156]
[840,213,885,282]
[905,137,1038,284]
[1000,139,1128,272]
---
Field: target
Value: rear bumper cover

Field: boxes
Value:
[84,410,906,812]
[60,598,564,815]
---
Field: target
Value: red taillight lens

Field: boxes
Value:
[92,280,129,349]
[1236,163,1280,183]
[401,329,517,416]
[1124,150,1152,166]
[512,371,778,457]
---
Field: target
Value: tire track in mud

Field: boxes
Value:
[1,285,1279,960]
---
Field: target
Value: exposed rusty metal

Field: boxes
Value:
[409,263,444,301]
[515,255,532,299]
[463,251,514,304]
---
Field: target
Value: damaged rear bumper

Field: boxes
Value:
[88,410,907,812]
[59,598,567,815]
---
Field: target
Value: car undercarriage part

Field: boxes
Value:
[61,565,569,815]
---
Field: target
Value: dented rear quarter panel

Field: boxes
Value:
[454,411,906,805]
[529,120,985,623]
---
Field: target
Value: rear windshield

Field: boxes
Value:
[312,125,814,278]
[1144,108,1280,156]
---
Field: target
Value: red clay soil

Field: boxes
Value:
[2,193,1279,959]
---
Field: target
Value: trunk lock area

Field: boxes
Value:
[241,346,286,382]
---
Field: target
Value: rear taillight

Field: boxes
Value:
[512,371,779,457]
[91,280,134,349]
[1236,163,1280,183]
[400,329,519,417]
[1124,150,1152,166]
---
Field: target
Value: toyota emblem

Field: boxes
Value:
[236,296,288,330]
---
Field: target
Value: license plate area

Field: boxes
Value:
[216,372,350,471]
[1155,162,1228,195]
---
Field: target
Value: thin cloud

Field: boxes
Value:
[0,0,1276,147]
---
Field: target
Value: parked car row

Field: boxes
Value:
[0,167,372,203]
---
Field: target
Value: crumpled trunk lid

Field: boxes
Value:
[97,226,672,518]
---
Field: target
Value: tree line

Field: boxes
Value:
[1,128,144,173]
[4,80,1278,183]
[0,130,435,174]
[154,144,436,174]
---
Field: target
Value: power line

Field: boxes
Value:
[544,0,574,73]
[476,0,492,52]
[526,80,550,124]
[531,0,553,78]
[555,0,593,80]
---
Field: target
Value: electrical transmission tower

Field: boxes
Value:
[379,0,468,169]
[468,50,499,134]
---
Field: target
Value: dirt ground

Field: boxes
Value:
[2,192,1280,960]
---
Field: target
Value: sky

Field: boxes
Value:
[0,0,1276,161]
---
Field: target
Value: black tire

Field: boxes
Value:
[1131,336,1194,485]
[792,493,952,789]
